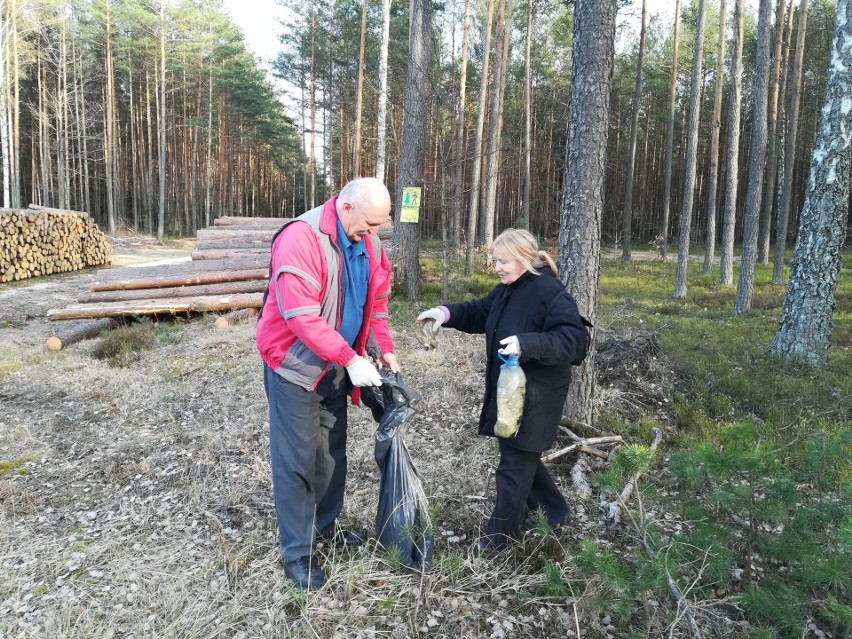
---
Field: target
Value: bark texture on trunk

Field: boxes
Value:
[556,0,617,426]
[771,0,852,366]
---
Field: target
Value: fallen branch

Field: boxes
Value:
[639,538,702,639]
[559,417,603,436]
[571,456,592,499]
[543,435,624,464]
[577,444,610,460]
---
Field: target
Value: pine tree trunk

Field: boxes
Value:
[481,0,513,249]
[557,0,617,427]
[757,0,789,264]
[521,0,533,225]
[673,0,707,298]
[451,0,471,252]
[621,0,647,262]
[391,0,432,300]
[353,0,368,176]
[733,0,774,314]
[720,0,746,285]
[771,0,852,365]
[702,0,727,275]
[464,0,496,275]
[772,0,810,285]
[659,0,682,260]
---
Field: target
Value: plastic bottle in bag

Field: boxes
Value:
[495,353,526,438]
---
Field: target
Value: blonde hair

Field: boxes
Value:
[490,228,558,276]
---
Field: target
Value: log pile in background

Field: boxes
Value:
[44,215,393,324]
[1,205,111,282]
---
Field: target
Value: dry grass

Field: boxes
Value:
[0,256,761,638]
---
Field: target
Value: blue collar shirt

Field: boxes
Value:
[335,217,370,347]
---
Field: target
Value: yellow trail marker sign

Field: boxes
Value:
[400,187,422,223]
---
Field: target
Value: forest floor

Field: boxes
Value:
[0,240,820,639]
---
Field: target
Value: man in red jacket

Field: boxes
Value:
[257,177,399,590]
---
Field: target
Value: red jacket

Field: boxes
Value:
[256,196,394,400]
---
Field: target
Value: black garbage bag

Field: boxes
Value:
[360,371,433,571]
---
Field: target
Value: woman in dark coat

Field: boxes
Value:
[418,229,590,554]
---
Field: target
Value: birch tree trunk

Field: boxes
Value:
[772,0,810,285]
[375,0,392,180]
[391,0,432,300]
[621,0,647,262]
[659,0,682,260]
[719,0,746,285]
[0,0,9,208]
[733,0,773,314]
[771,0,852,366]
[673,0,707,299]
[702,0,726,276]
[557,0,617,426]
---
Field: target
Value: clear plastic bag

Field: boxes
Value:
[361,371,433,570]
[495,353,526,438]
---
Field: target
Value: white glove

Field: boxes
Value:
[345,356,382,387]
[417,307,446,329]
[498,335,521,356]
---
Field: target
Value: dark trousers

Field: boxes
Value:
[264,364,348,562]
[483,438,569,548]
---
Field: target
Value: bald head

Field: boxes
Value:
[336,178,391,242]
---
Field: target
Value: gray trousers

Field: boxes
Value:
[263,363,349,562]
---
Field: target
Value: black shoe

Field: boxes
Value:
[317,528,368,548]
[283,555,326,590]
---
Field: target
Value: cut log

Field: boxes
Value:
[211,215,393,241]
[95,256,267,280]
[195,238,274,251]
[1,208,110,282]
[214,308,259,328]
[28,203,89,217]
[46,318,120,351]
[47,293,263,320]
[195,228,280,241]
[90,268,268,292]
[79,279,267,303]
[90,268,269,292]
[213,216,289,226]
[191,249,268,261]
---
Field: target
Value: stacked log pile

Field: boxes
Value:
[1,205,111,282]
[45,215,393,325]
